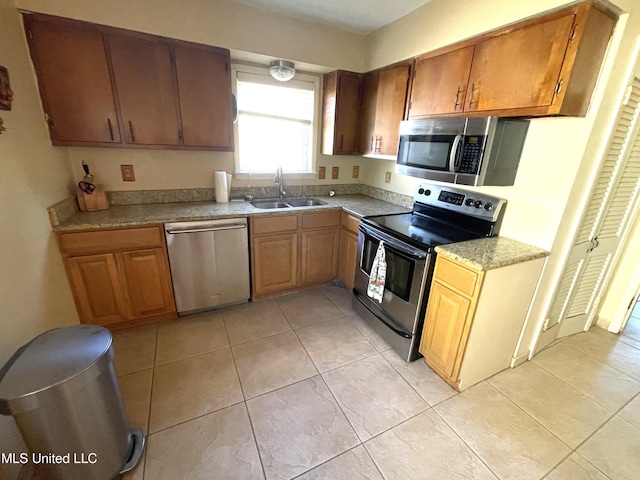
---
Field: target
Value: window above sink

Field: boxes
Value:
[232,64,321,180]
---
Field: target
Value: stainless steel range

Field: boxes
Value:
[353,182,506,362]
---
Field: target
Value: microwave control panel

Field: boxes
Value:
[457,136,485,174]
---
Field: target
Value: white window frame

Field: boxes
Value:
[231,63,321,180]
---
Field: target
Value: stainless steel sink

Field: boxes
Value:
[250,201,290,209]
[250,198,327,209]
[285,198,327,207]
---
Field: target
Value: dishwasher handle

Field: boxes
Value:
[165,223,247,235]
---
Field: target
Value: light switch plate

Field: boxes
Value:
[332,166,339,179]
[385,171,392,183]
[318,166,326,179]
[121,164,135,181]
[352,166,359,178]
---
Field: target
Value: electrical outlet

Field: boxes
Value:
[318,166,326,179]
[121,164,135,181]
[385,171,392,183]
[332,166,339,179]
[352,166,360,178]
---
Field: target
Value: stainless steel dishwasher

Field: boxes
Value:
[164,218,250,315]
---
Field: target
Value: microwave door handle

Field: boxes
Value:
[449,134,463,172]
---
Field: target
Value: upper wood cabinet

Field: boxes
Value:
[174,45,233,149]
[24,18,121,144]
[409,46,474,118]
[408,2,616,118]
[108,34,180,146]
[358,64,410,156]
[322,70,361,155]
[23,14,234,151]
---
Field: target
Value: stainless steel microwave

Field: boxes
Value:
[396,117,529,186]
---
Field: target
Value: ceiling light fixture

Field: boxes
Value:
[269,60,295,82]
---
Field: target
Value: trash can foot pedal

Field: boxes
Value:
[120,428,145,474]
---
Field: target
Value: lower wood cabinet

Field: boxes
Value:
[252,233,298,295]
[250,211,341,297]
[337,212,360,291]
[58,225,176,329]
[419,254,545,391]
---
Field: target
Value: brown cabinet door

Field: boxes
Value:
[121,248,175,317]
[252,233,298,295]
[323,71,360,155]
[25,18,120,144]
[466,14,575,113]
[67,253,129,325]
[108,34,180,145]
[337,229,358,291]
[375,65,410,155]
[420,281,471,380]
[357,71,380,155]
[409,46,474,118]
[301,228,340,284]
[334,72,361,154]
[174,45,233,149]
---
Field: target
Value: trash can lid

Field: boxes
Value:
[0,326,113,410]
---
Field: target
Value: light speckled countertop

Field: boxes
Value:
[52,194,411,231]
[435,237,549,271]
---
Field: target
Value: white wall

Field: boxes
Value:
[0,0,79,476]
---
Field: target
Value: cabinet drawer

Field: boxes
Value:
[251,215,298,235]
[341,211,360,234]
[58,226,163,256]
[434,257,480,297]
[302,211,341,230]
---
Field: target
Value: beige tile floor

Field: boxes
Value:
[112,287,640,480]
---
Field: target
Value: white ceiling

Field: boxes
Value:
[231,0,434,34]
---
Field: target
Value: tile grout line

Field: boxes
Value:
[529,351,638,414]
[561,336,640,381]
[480,381,577,479]
[240,401,269,480]
[428,405,503,480]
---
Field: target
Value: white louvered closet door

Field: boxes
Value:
[546,78,640,339]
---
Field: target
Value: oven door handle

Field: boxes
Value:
[359,223,428,260]
[353,289,412,338]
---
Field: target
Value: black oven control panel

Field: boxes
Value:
[414,182,506,222]
[437,190,465,206]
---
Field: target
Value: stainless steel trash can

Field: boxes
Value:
[0,326,145,480]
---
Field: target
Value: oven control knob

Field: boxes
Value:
[424,189,431,196]
[418,188,425,195]
[474,200,483,208]
[465,198,474,206]
[483,202,493,211]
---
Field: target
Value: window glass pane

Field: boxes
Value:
[236,76,315,173]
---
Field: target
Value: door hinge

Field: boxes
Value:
[178,130,183,141]
[225,61,229,73]
[27,29,33,40]
[569,25,578,44]
[628,296,637,310]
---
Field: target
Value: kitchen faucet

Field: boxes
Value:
[275,166,286,198]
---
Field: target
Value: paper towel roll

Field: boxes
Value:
[215,171,229,203]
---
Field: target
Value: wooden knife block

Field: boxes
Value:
[77,185,110,211]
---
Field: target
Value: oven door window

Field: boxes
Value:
[361,237,414,302]
[397,135,455,171]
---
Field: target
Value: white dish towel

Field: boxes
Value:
[367,241,387,303]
